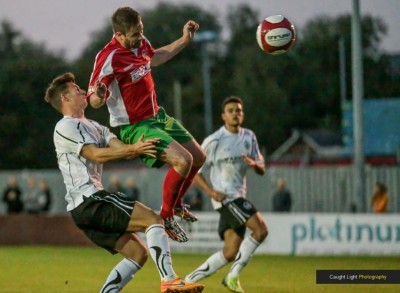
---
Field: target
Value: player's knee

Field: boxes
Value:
[223,247,239,262]
[136,251,149,266]
[176,151,193,171]
[142,250,149,264]
[148,211,164,226]
[253,225,268,243]
[193,148,206,167]
[224,252,237,262]
[129,250,148,266]
[260,227,268,241]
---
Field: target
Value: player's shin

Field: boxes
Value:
[145,224,177,281]
[161,168,185,219]
[100,258,141,293]
[228,235,260,278]
[185,251,228,282]
[175,165,201,207]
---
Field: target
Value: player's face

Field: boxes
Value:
[63,83,87,110]
[222,102,244,128]
[117,22,144,49]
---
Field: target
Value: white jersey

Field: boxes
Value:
[199,126,264,210]
[53,116,116,211]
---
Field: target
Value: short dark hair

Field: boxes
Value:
[221,96,243,112]
[44,72,75,112]
[112,7,141,35]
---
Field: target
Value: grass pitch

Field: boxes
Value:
[0,246,399,292]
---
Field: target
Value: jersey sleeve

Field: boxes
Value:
[144,37,155,57]
[198,135,218,174]
[87,49,116,99]
[89,120,117,146]
[250,131,264,164]
[54,119,97,156]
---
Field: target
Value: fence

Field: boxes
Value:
[1,165,399,214]
[262,165,400,213]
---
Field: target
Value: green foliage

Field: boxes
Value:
[1,4,399,169]
[72,3,221,141]
[291,14,390,133]
[0,21,70,169]
[0,247,399,292]
[141,3,220,141]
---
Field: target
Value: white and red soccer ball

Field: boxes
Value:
[256,15,296,55]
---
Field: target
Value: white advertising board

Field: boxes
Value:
[171,213,400,255]
[259,213,400,255]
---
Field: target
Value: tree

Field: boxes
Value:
[290,14,390,131]
[73,3,220,141]
[218,5,300,152]
[0,21,70,169]
[139,3,220,141]
[216,9,396,154]
[72,5,400,156]
[1,4,397,169]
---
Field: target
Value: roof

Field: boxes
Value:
[270,129,344,160]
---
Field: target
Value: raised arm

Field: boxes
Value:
[151,20,199,67]
[89,80,107,109]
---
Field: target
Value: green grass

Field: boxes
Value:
[0,246,399,292]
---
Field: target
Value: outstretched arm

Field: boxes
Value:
[81,135,159,164]
[151,20,199,67]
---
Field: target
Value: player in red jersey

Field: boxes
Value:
[88,7,206,243]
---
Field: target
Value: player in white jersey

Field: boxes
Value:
[185,96,268,293]
[44,73,204,293]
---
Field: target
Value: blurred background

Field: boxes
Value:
[1,1,399,255]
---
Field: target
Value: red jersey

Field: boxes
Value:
[88,37,159,126]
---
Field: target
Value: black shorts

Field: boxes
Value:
[70,190,136,254]
[217,197,258,240]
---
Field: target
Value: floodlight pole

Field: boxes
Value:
[352,0,366,212]
[339,38,347,103]
[201,43,212,135]
[194,31,217,136]
[173,80,182,123]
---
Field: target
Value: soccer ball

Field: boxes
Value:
[256,15,296,55]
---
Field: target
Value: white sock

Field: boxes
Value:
[228,235,260,278]
[146,224,177,281]
[100,258,141,293]
[185,251,228,282]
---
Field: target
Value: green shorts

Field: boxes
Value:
[120,107,193,168]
